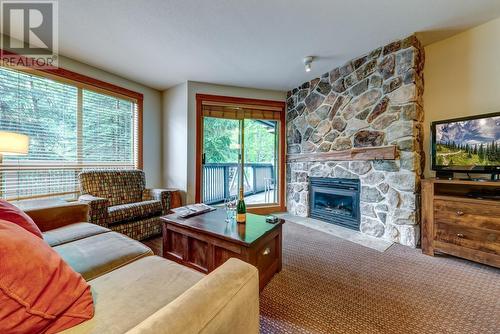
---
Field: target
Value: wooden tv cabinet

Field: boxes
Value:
[421,178,500,268]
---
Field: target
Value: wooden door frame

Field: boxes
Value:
[195,94,286,214]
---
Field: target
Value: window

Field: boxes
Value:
[0,66,140,200]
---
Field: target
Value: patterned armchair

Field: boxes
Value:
[78,170,174,240]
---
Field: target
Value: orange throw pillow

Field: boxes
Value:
[0,220,94,334]
[0,199,43,238]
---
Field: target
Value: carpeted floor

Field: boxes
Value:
[143,222,500,334]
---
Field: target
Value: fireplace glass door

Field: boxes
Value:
[309,177,360,230]
[313,191,354,217]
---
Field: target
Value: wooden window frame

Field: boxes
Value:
[195,94,286,214]
[0,49,144,170]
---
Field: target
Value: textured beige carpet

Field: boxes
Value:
[143,222,500,334]
[260,223,500,333]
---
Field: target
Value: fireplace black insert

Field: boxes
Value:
[309,177,360,230]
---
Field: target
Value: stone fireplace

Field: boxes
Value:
[286,35,424,247]
[309,177,360,230]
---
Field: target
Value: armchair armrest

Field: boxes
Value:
[78,194,109,228]
[144,189,172,214]
[127,258,259,334]
[24,202,89,232]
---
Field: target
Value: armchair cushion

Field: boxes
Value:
[79,170,145,206]
[77,170,166,240]
[108,200,162,225]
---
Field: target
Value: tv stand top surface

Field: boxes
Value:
[424,178,500,187]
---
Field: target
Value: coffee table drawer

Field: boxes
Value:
[257,235,278,272]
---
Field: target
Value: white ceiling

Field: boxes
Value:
[58,0,500,91]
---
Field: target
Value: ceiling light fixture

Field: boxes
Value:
[303,56,313,72]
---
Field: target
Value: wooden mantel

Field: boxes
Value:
[286,145,398,163]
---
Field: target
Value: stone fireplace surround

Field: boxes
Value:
[285,35,424,247]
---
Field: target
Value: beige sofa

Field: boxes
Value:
[25,203,260,334]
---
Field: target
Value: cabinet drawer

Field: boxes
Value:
[256,236,278,273]
[434,199,500,231]
[435,222,500,255]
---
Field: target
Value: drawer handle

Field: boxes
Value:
[456,211,464,216]
[262,247,271,256]
[456,233,465,238]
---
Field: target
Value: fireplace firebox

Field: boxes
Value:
[309,177,360,230]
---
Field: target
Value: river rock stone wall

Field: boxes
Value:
[286,35,425,247]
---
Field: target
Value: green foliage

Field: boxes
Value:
[0,67,134,164]
[203,118,276,164]
[203,118,239,163]
[436,141,500,166]
[436,155,444,165]
[0,67,78,162]
[244,120,276,163]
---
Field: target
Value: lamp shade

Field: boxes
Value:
[0,131,29,155]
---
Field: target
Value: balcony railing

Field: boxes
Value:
[203,162,274,204]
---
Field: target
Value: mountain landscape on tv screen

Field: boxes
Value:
[435,115,500,167]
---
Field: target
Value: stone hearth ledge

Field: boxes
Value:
[274,213,393,252]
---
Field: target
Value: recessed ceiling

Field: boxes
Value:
[58,0,500,91]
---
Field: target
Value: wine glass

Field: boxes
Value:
[224,195,237,223]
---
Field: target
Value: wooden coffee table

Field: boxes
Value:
[161,208,284,290]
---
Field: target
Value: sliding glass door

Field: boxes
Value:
[201,117,279,207]
[202,117,240,204]
[243,119,278,205]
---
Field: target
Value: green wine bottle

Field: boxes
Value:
[236,187,246,224]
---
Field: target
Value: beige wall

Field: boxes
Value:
[162,83,188,202]
[162,81,285,204]
[423,17,500,177]
[58,55,163,187]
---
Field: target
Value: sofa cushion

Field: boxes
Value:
[53,232,153,280]
[0,220,94,334]
[126,258,259,334]
[108,200,162,225]
[60,256,204,334]
[0,199,43,238]
[79,170,145,206]
[43,223,110,247]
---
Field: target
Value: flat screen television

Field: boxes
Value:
[431,112,500,176]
